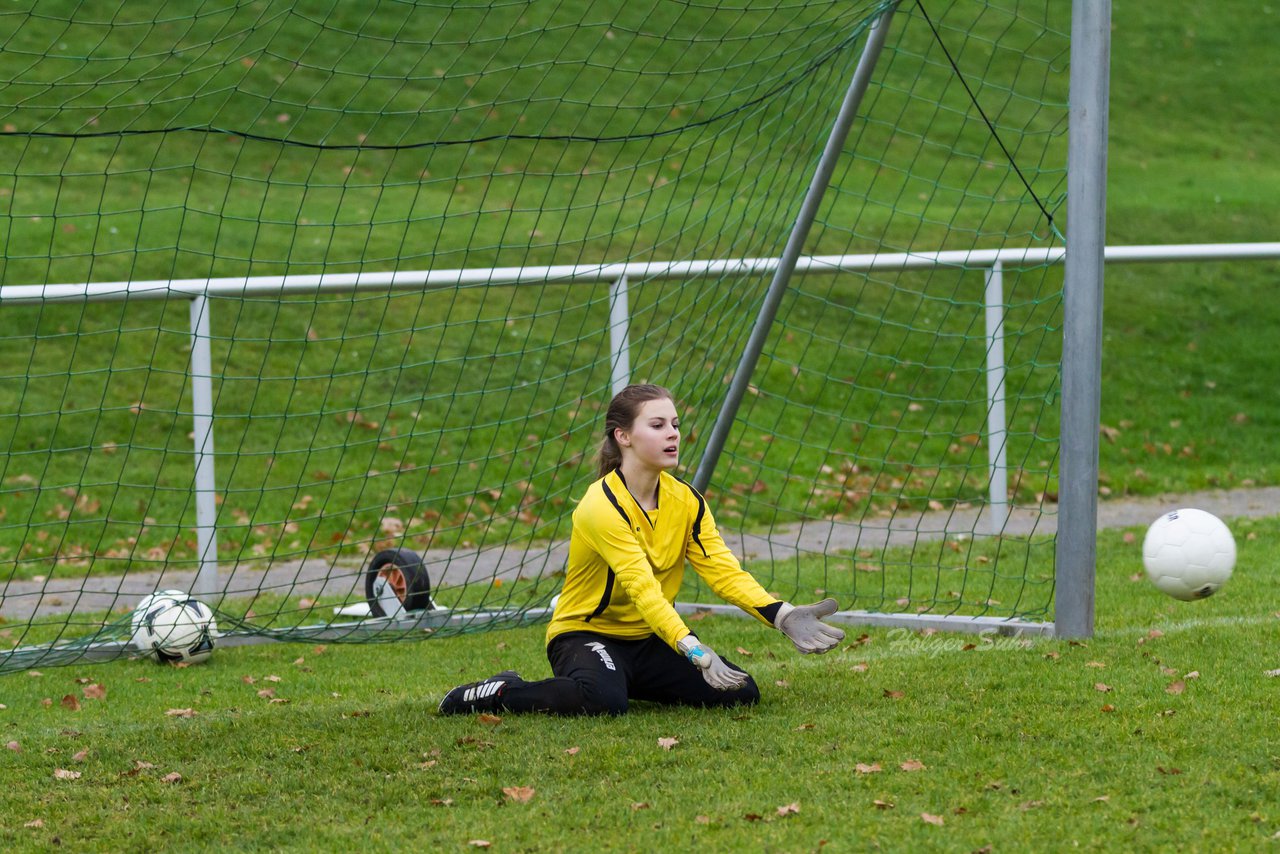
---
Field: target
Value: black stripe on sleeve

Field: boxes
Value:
[585,568,616,622]
[672,475,708,557]
[599,479,633,528]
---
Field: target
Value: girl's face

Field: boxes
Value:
[617,397,680,472]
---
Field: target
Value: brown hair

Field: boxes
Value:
[598,383,675,478]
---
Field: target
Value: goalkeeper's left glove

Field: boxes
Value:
[677,635,748,691]
[774,598,844,654]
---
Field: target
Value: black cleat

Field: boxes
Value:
[437,670,522,715]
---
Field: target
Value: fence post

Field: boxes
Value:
[188,294,220,599]
[608,275,631,396]
[984,261,1009,535]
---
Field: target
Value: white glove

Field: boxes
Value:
[677,635,748,691]
[774,598,845,654]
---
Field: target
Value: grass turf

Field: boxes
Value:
[1,517,1278,850]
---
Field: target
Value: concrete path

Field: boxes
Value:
[4,486,1278,621]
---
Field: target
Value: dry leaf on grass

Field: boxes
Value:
[1094,683,1112,693]
[72,749,89,762]
[165,708,197,718]
[83,683,107,700]
[776,802,800,817]
[5,741,20,753]
[468,841,491,849]
[502,786,535,803]
[873,799,894,810]
[883,689,905,700]
[61,694,81,711]
[900,759,927,772]
[855,762,882,774]
[162,772,182,784]
[564,747,580,756]
[476,713,503,726]
[1165,680,1186,695]
[53,768,81,780]
[921,812,944,826]
[657,737,679,751]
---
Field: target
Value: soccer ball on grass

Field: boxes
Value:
[1142,508,1235,601]
[131,592,218,664]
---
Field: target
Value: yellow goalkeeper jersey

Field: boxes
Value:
[546,469,780,651]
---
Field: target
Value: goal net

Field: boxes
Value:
[0,0,1070,671]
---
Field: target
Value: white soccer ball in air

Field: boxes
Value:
[1142,508,1236,601]
[131,593,218,664]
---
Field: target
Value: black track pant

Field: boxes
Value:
[499,631,759,716]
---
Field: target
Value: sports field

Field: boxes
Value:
[3,1,1280,850]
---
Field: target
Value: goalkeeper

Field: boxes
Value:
[438,383,844,716]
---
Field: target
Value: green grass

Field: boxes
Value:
[2,1,1280,845]
[1,516,1278,850]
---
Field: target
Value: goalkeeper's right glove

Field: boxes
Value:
[677,635,748,691]
[774,598,845,654]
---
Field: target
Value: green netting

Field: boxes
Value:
[0,0,1070,672]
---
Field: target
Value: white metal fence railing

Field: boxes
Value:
[3,242,1278,598]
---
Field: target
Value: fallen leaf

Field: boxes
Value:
[776,802,801,817]
[658,737,679,751]
[53,768,81,780]
[921,812,945,826]
[24,819,44,828]
[61,694,81,712]
[1165,681,1186,695]
[855,762,882,774]
[476,713,503,726]
[631,802,650,811]
[1184,671,1199,680]
[795,723,815,731]
[743,813,764,822]
[900,759,927,772]
[1093,795,1111,803]
[72,749,89,762]
[695,815,711,824]
[264,675,282,683]
[430,798,453,806]
[735,646,753,657]
[257,689,276,699]
[1101,704,1115,712]
[6,740,20,752]
[162,772,182,784]
[165,708,197,718]
[1094,683,1112,693]
[468,841,491,849]
[1085,661,1106,669]
[774,680,790,688]
[1156,766,1182,776]
[873,799,895,810]
[83,683,107,700]
[851,663,869,673]
[564,746,580,756]
[883,689,905,700]
[134,760,156,770]
[502,786,535,803]
[1265,669,1280,678]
